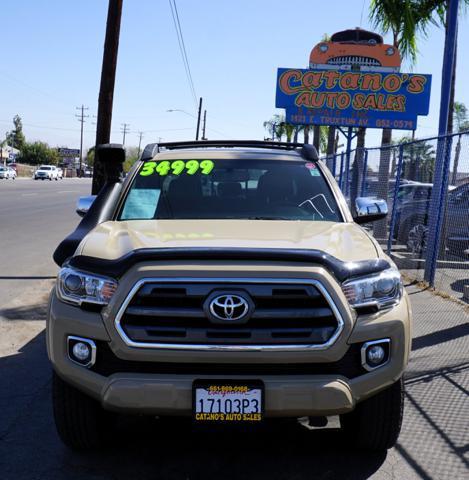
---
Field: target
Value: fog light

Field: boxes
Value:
[72,342,91,361]
[67,336,96,368]
[367,345,385,365]
[361,339,390,372]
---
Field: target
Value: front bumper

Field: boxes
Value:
[47,264,412,418]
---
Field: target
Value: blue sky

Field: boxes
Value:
[1,0,468,152]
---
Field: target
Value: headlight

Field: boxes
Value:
[319,43,329,53]
[341,268,403,310]
[386,47,395,56]
[57,267,118,306]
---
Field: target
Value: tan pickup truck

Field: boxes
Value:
[48,141,411,451]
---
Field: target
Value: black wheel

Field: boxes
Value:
[52,371,114,450]
[341,378,404,451]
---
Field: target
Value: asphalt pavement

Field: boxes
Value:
[0,178,91,305]
[0,179,468,480]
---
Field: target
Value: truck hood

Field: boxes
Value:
[77,220,378,263]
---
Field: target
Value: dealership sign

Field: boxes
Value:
[58,148,80,157]
[276,69,432,130]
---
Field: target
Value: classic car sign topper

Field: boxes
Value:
[276,28,431,130]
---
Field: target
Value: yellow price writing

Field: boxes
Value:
[139,159,215,176]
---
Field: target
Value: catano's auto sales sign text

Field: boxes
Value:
[275,69,432,130]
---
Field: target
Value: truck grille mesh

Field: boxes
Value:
[119,282,340,346]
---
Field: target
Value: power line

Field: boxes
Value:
[121,123,130,146]
[168,0,198,109]
[76,105,89,175]
[359,0,366,26]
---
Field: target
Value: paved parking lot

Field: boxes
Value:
[0,179,468,479]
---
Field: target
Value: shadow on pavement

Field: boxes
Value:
[412,323,469,350]
[0,276,56,280]
[0,302,48,321]
[2,286,469,479]
[0,330,388,480]
[450,279,469,302]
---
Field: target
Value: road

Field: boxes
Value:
[0,178,91,305]
[0,179,467,480]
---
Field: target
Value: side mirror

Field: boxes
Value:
[76,195,96,217]
[353,197,388,224]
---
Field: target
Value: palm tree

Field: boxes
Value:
[263,115,286,141]
[399,136,436,182]
[451,101,468,184]
[263,115,300,142]
[369,0,434,235]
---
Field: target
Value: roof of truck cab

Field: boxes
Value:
[151,147,306,162]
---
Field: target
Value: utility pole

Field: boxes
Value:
[201,110,207,140]
[137,131,144,156]
[195,97,202,141]
[76,105,89,177]
[121,123,130,146]
[93,0,124,194]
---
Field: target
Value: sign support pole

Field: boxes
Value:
[424,0,459,285]
[336,127,357,196]
[344,126,353,196]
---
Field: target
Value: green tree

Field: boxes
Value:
[399,136,436,183]
[263,114,297,142]
[86,147,95,167]
[263,114,285,141]
[6,115,26,151]
[18,141,60,166]
[451,101,468,184]
[263,116,328,152]
[453,101,468,131]
[369,0,435,235]
[123,147,139,172]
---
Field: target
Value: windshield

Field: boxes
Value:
[39,166,51,170]
[118,159,341,222]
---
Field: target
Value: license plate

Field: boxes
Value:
[193,382,263,422]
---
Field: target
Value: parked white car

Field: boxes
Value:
[34,165,60,181]
[0,165,16,179]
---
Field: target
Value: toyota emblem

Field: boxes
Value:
[209,294,250,322]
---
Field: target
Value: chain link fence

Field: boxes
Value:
[325,132,469,303]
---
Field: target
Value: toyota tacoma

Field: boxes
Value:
[48,141,411,451]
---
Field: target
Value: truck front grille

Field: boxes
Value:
[116,280,343,349]
[91,341,364,378]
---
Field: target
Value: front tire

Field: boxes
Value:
[52,371,114,450]
[341,378,404,451]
